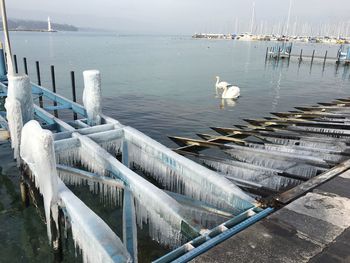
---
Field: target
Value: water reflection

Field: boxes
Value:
[219,98,237,109]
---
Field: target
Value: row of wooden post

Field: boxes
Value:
[12,54,78,120]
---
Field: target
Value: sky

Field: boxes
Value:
[6,0,350,34]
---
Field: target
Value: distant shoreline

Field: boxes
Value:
[5,29,58,32]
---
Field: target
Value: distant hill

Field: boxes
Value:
[5,18,78,31]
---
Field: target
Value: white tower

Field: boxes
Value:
[47,16,52,32]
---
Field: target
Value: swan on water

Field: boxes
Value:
[215,76,240,99]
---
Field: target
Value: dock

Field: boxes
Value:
[1,47,350,262]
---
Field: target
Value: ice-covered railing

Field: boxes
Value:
[123,126,254,211]
[20,120,132,263]
[69,132,199,246]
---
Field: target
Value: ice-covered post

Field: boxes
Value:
[4,74,34,161]
[20,120,60,247]
[0,42,6,81]
[83,70,102,126]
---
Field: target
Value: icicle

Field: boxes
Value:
[20,120,59,243]
[202,159,300,190]
[74,133,188,247]
[57,169,122,206]
[123,126,254,211]
[99,138,122,155]
[245,142,344,163]
[4,99,22,162]
[58,178,132,263]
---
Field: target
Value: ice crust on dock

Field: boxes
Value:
[123,126,254,210]
[58,178,132,263]
[69,133,187,246]
[21,121,131,262]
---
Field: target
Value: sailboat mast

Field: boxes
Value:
[285,0,292,36]
[249,1,255,34]
[0,0,14,75]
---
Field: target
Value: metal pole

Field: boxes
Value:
[23,57,28,75]
[0,0,14,75]
[70,71,77,120]
[13,54,18,73]
[50,65,58,117]
[36,61,43,108]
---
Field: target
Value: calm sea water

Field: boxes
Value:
[1,32,350,262]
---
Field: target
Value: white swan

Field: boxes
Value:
[215,76,240,99]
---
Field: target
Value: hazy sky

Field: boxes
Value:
[7,0,350,34]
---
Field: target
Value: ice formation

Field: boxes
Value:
[5,75,33,160]
[6,75,33,124]
[20,120,59,242]
[5,99,22,161]
[123,189,138,262]
[72,132,188,246]
[83,70,102,126]
[57,166,123,206]
[123,126,254,211]
[202,159,300,190]
[58,178,132,263]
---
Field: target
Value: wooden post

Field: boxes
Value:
[311,50,315,65]
[19,176,29,207]
[51,210,63,263]
[277,47,281,60]
[299,49,303,61]
[36,61,43,108]
[265,47,269,60]
[323,50,328,65]
[13,54,18,73]
[23,57,28,75]
[70,71,77,120]
[50,65,58,118]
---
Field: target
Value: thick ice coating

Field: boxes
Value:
[6,74,33,124]
[20,120,59,242]
[5,74,33,160]
[83,70,102,126]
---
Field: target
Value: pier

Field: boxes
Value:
[1,43,350,262]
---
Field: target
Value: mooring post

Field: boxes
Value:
[52,210,63,263]
[13,54,18,73]
[311,50,315,65]
[19,175,29,207]
[70,71,77,120]
[299,49,303,61]
[0,42,7,81]
[36,61,43,108]
[50,65,58,117]
[323,50,328,67]
[265,47,269,61]
[83,70,102,126]
[277,47,281,60]
[23,57,28,75]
